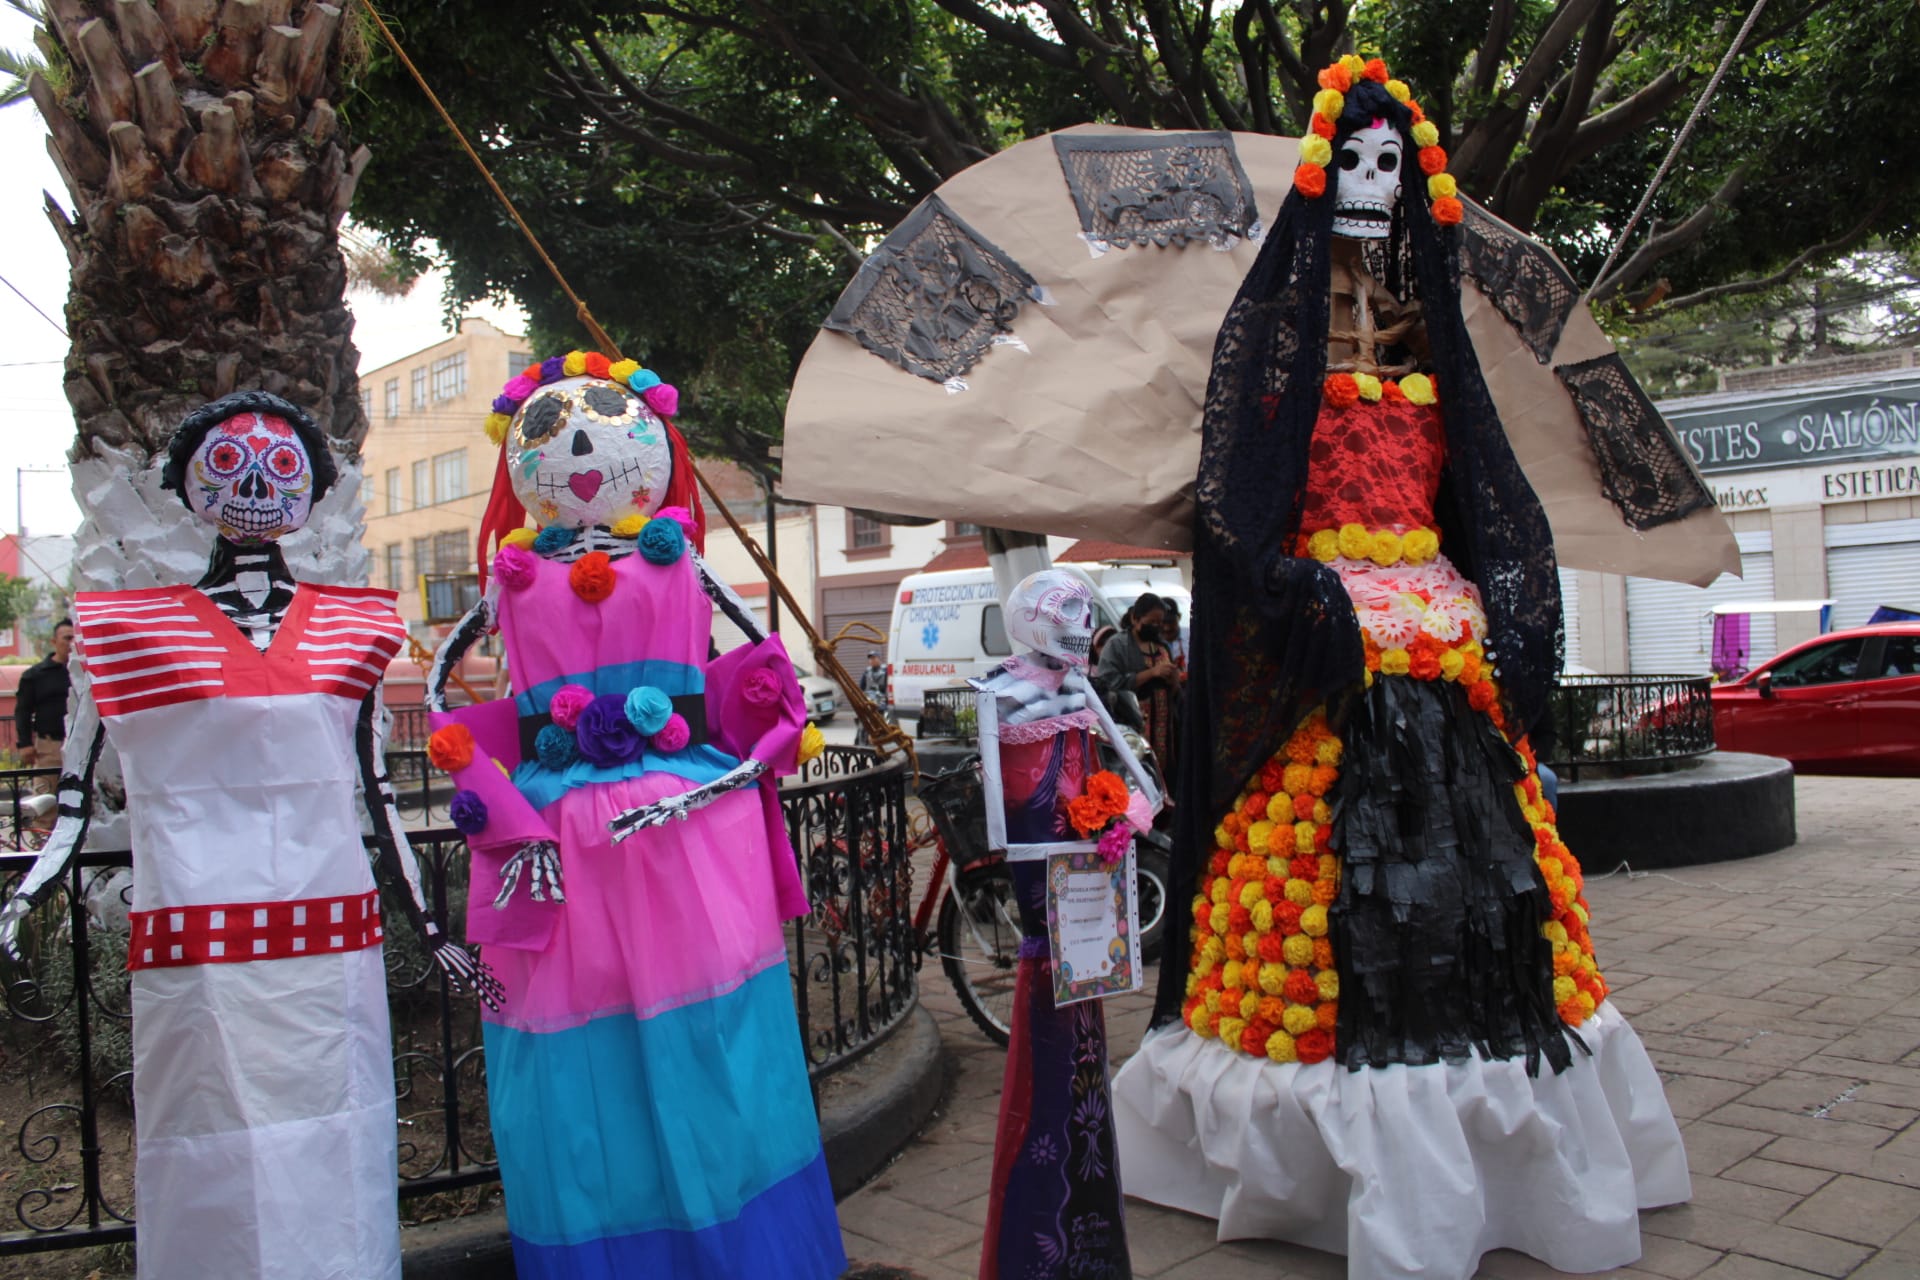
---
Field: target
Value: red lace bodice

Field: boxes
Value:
[1297,397,1447,531]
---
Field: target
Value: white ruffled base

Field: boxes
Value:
[1112,1001,1690,1279]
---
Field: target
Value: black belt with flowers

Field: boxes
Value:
[518,694,709,766]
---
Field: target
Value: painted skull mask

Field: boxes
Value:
[186,410,315,542]
[1331,120,1403,240]
[507,375,674,530]
[1006,570,1095,667]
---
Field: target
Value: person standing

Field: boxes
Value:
[1093,594,1182,780]
[13,618,73,793]
[859,650,890,708]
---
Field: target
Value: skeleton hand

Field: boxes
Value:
[607,760,768,843]
[494,840,565,910]
[430,935,506,1011]
[0,894,31,964]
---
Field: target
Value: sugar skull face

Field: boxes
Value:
[1006,570,1095,667]
[187,411,314,542]
[1332,120,1402,240]
[507,376,674,530]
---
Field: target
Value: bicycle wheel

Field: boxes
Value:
[1134,843,1171,965]
[936,863,1019,1047]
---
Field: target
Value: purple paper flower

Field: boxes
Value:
[548,684,593,730]
[449,789,489,835]
[493,544,537,591]
[741,668,782,708]
[653,713,691,753]
[491,394,518,415]
[576,694,643,767]
[539,356,567,383]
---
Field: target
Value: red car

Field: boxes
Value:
[1710,623,1920,775]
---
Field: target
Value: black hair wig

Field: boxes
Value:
[159,390,338,509]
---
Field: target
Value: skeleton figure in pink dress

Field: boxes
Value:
[1,392,493,1280]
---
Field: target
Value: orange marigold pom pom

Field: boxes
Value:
[1296,1028,1335,1064]
[523,363,545,382]
[1209,851,1230,877]
[1257,934,1286,964]
[1229,905,1252,934]
[1225,934,1246,961]
[427,724,475,773]
[1242,1022,1273,1055]
[1432,196,1465,226]
[1088,770,1130,815]
[1294,163,1327,198]
[1292,792,1317,822]
[1289,856,1318,881]
[1312,879,1339,906]
[1467,679,1499,711]
[1325,373,1360,408]
[583,352,612,380]
[1311,113,1336,140]
[569,551,617,603]
[1308,765,1338,796]
[1362,58,1390,83]
[1283,971,1320,1004]
[1312,938,1336,969]
[1067,794,1106,835]
[1242,792,1270,824]
[1419,146,1448,177]
[1317,65,1352,92]
[1315,1002,1339,1031]
[1409,101,1426,124]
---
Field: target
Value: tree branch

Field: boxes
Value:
[1467,0,1518,100]
[1631,197,1892,318]
[1592,164,1749,301]
[927,0,1075,69]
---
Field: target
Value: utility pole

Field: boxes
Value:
[14,466,65,538]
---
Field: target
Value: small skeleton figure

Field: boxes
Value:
[0,391,493,1280]
[972,569,1159,1280]
[422,353,844,1279]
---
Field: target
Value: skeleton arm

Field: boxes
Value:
[693,552,768,646]
[425,582,498,714]
[356,688,502,1007]
[1,690,106,959]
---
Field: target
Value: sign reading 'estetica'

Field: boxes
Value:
[1664,377,1920,474]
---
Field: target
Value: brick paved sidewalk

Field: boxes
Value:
[839,774,1920,1279]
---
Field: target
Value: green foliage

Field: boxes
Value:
[0,572,41,632]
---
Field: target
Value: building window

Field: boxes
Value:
[432,529,469,573]
[508,352,533,380]
[359,389,374,420]
[432,449,467,503]
[430,351,467,402]
[383,467,401,516]
[410,535,433,584]
[383,378,399,418]
[410,366,427,410]
[848,511,889,553]
[948,521,982,538]
[411,459,430,508]
[384,543,404,591]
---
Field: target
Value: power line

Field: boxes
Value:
[0,272,67,339]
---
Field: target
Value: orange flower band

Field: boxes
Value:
[1293,54,1463,227]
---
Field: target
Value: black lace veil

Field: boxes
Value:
[1151,79,1564,1029]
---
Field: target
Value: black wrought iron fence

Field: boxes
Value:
[1,768,61,853]
[917,686,976,740]
[1543,674,1716,780]
[0,746,918,1258]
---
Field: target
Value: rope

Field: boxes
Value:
[358,2,914,764]
[1585,0,1769,298]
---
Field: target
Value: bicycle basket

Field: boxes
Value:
[917,762,989,865]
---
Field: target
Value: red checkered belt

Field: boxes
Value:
[128,890,383,971]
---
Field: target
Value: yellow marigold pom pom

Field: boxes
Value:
[610,514,648,538]
[1211,879,1230,906]
[1353,372,1383,402]
[1204,988,1223,1014]
[1283,934,1315,967]
[1259,962,1287,995]
[1339,53,1366,77]
[1209,903,1232,936]
[1573,902,1590,924]
[1312,89,1345,123]
[1252,900,1275,933]
[1311,800,1331,825]
[1553,975,1577,1006]
[1186,972,1201,996]
[1576,991,1597,1016]
[1248,820,1274,855]
[501,528,539,550]
[1239,881,1266,911]
[1267,856,1289,878]
[608,358,640,383]
[1428,172,1458,200]
[485,412,513,445]
[1223,961,1244,991]
[1402,527,1440,562]
[1240,991,1262,1022]
[1299,135,1333,167]
[1293,822,1317,855]
[1369,530,1403,566]
[1411,121,1440,149]
[1266,1029,1298,1063]
[1282,1004,1318,1036]
[1316,970,1340,1001]
[1218,1016,1247,1046]
[1316,739,1342,766]
[1190,1003,1214,1035]
[1214,824,1233,851]
[1440,650,1467,681]
[1337,522,1371,560]
[1318,855,1338,879]
[1282,763,1313,796]
[562,351,589,377]
[1307,529,1340,562]
[798,723,826,764]
[1538,856,1564,880]
[1301,904,1329,937]
[1386,79,1411,103]
[1284,878,1314,906]
[1380,648,1412,676]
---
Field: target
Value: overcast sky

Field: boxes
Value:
[0,7,525,539]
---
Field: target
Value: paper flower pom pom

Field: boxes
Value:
[798,723,826,764]
[1400,373,1437,405]
[1311,88,1344,122]
[428,724,474,773]
[624,686,673,737]
[1097,823,1132,865]
[1432,196,1464,226]
[1296,1027,1335,1064]
[548,683,594,730]
[539,356,567,383]
[1338,53,1365,78]
[654,506,695,535]
[627,368,662,393]
[1427,172,1458,200]
[642,383,679,418]
[501,375,538,403]
[1410,121,1440,149]
[652,713,691,753]
[1310,113,1335,140]
[485,412,512,445]
[609,514,647,539]
[742,667,783,708]
[637,516,686,566]
[577,695,643,767]
[1353,372,1383,402]
[608,358,639,383]
[493,544,537,591]
[569,551,617,603]
[450,789,489,835]
[1293,163,1327,198]
[533,525,577,555]
[1317,64,1351,92]
[1298,135,1332,167]
[1362,57,1389,83]
[562,351,588,377]
[535,723,579,770]
[1324,373,1360,409]
[583,352,611,380]
[1419,145,1448,176]
[1386,79,1411,103]
[501,527,538,550]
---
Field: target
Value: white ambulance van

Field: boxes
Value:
[888,565,1125,713]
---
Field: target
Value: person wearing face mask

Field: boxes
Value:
[1093,592,1182,783]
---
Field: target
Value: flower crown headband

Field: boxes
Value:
[1293,53,1462,228]
[483,350,681,445]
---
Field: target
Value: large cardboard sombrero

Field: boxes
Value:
[782,124,1736,586]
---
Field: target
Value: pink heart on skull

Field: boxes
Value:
[567,471,604,502]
